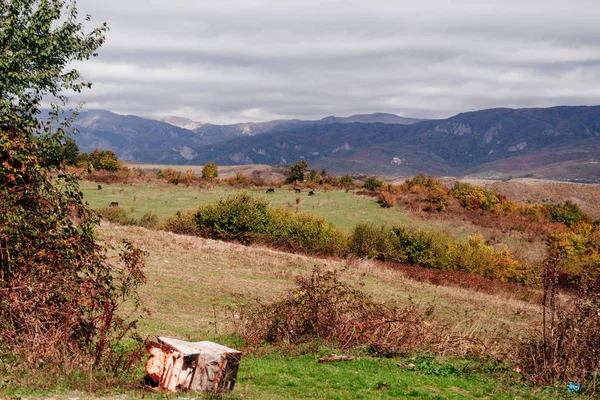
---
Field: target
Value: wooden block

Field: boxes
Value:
[144,337,242,393]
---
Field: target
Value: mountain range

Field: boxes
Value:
[68,106,600,182]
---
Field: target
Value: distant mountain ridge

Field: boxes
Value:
[155,112,425,145]
[188,106,600,182]
[70,110,426,164]
[68,106,600,182]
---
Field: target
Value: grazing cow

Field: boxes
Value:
[308,191,315,196]
[97,184,102,190]
[109,202,119,207]
[294,188,301,193]
[266,188,275,193]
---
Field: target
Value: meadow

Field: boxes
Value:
[81,180,543,259]
[2,222,566,399]
[5,176,596,398]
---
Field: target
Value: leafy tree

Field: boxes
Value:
[78,148,123,170]
[286,159,308,184]
[0,0,146,370]
[62,136,79,165]
[340,174,354,187]
[202,161,219,179]
[363,176,383,191]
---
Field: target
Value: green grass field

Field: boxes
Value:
[82,181,473,237]
[81,180,548,263]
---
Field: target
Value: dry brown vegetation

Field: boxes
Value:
[97,223,543,359]
[447,178,600,219]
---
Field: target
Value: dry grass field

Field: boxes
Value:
[98,222,543,353]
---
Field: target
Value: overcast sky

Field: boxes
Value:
[73,0,600,124]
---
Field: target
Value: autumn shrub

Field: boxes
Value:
[354,189,380,198]
[96,206,137,225]
[160,210,198,235]
[339,174,354,188]
[138,211,159,228]
[349,224,532,283]
[224,172,251,187]
[249,170,266,186]
[159,168,183,185]
[450,182,501,210]
[238,267,487,357]
[378,192,396,208]
[201,162,218,179]
[403,174,446,193]
[519,249,600,393]
[78,149,124,171]
[86,168,132,184]
[0,0,147,374]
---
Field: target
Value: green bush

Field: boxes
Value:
[450,182,500,210]
[363,176,383,191]
[340,174,354,187]
[195,193,271,243]
[266,208,348,256]
[349,224,406,263]
[349,224,531,283]
[194,193,348,256]
[161,210,198,235]
[96,206,137,225]
[138,211,159,228]
[549,200,588,227]
[201,162,218,179]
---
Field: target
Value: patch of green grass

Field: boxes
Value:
[2,353,569,399]
[235,353,567,399]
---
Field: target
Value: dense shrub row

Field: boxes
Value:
[93,192,545,284]
[194,193,348,256]
[350,224,535,284]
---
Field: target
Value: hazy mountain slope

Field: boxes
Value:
[68,106,600,181]
[73,110,208,163]
[166,113,425,144]
[191,106,600,180]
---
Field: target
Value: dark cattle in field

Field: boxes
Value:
[109,202,119,207]
[294,188,301,193]
[97,184,102,190]
[308,191,315,196]
[266,188,275,193]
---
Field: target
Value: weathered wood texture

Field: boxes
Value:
[145,337,242,393]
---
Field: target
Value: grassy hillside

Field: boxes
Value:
[95,223,563,399]
[82,182,460,233]
[81,181,548,264]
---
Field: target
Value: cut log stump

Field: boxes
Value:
[145,337,242,393]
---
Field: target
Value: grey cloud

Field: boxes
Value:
[72,0,600,124]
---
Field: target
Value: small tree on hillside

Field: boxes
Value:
[62,137,80,165]
[286,159,308,184]
[202,161,219,179]
[363,176,383,191]
[340,175,354,187]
